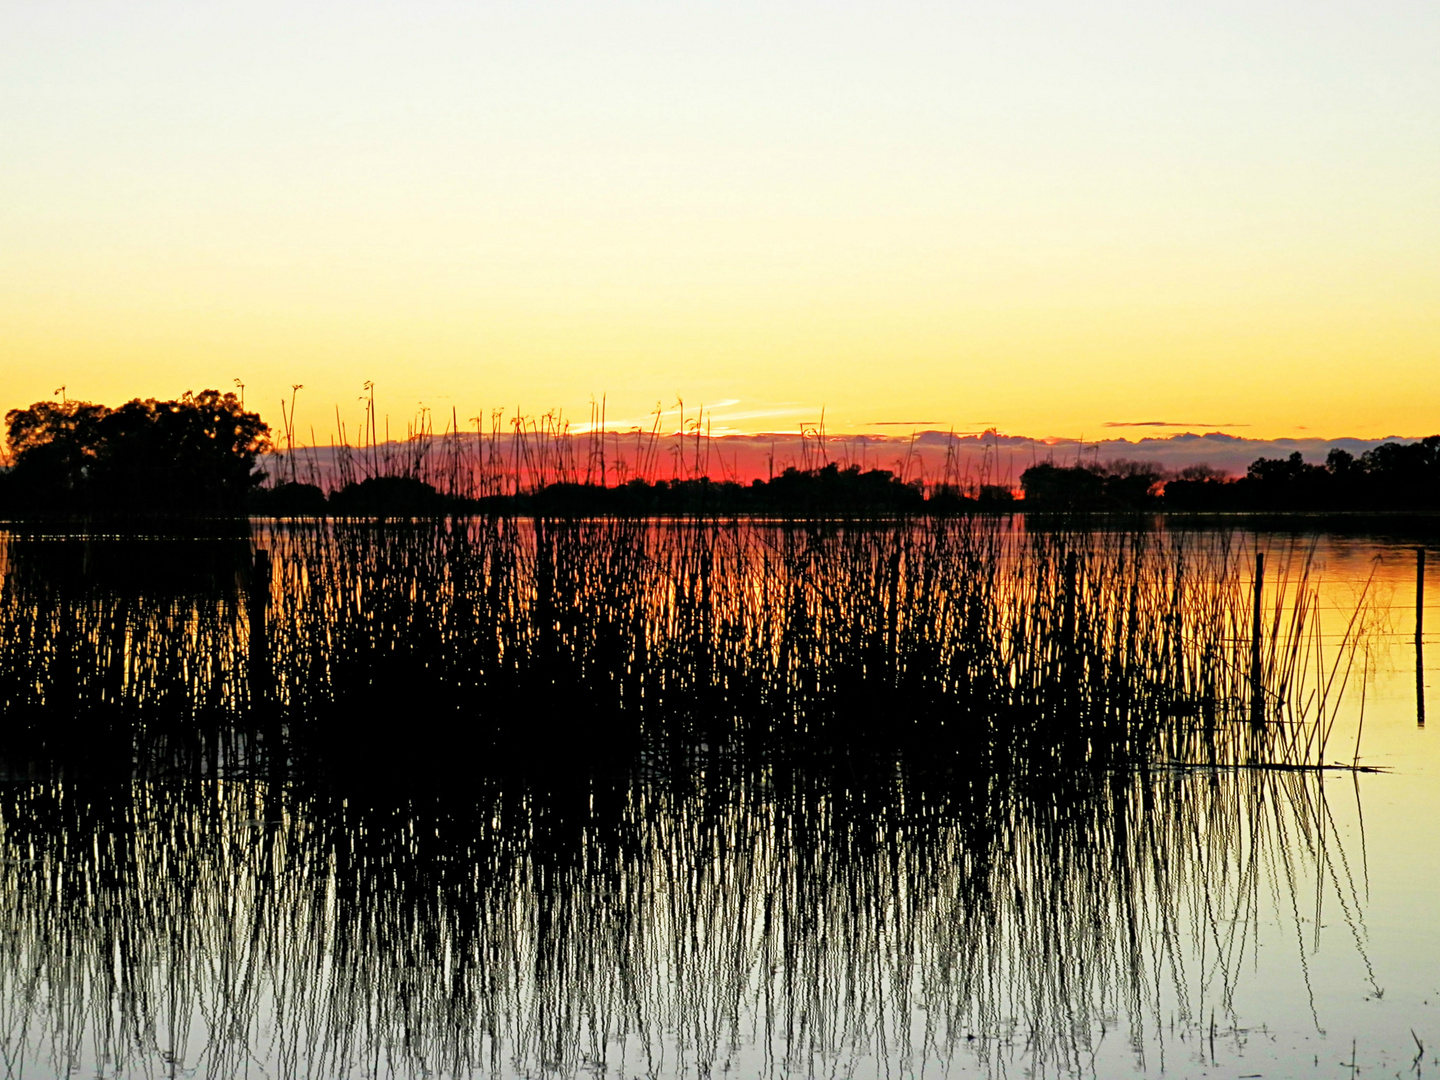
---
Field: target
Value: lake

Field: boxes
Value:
[0,518,1434,1079]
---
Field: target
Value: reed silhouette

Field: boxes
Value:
[0,521,1370,773]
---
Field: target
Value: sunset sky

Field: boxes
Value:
[3,1,1436,441]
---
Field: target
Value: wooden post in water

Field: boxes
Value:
[1419,548,1427,727]
[1418,548,1426,647]
[1250,551,1264,723]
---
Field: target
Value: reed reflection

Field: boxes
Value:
[0,756,1368,1079]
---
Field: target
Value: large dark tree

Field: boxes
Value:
[1019,460,1163,510]
[2,391,269,516]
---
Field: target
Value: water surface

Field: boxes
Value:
[0,520,1434,1079]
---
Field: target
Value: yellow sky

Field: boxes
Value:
[3,1,1437,442]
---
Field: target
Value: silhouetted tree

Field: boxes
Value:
[1359,436,1440,506]
[328,475,449,516]
[484,464,926,518]
[1,400,110,508]
[2,391,269,517]
[1163,437,1440,511]
[248,481,328,516]
[1020,461,1162,510]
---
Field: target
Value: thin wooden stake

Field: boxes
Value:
[1419,547,1427,727]
[1251,551,1265,724]
[1417,547,1426,646]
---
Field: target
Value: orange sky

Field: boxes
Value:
[3,2,1436,443]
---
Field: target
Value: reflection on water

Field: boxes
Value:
[0,760,1364,1079]
[0,521,1432,1078]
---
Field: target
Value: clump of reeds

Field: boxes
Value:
[0,520,1373,773]
[250,519,1372,773]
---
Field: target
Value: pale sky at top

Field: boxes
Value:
[2,0,1436,440]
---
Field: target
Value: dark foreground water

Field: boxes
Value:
[0,519,1434,1079]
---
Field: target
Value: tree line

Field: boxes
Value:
[3,392,1437,516]
[1019,439,1440,511]
[253,463,932,516]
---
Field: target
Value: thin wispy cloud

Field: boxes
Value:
[572,402,809,436]
[1103,420,1250,428]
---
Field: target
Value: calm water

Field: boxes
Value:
[0,520,1434,1079]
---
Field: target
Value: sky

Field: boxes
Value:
[2,0,1436,443]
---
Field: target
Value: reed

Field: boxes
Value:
[259,387,1002,502]
[0,520,1372,773]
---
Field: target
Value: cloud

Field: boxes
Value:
[1102,420,1250,428]
[571,402,809,435]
